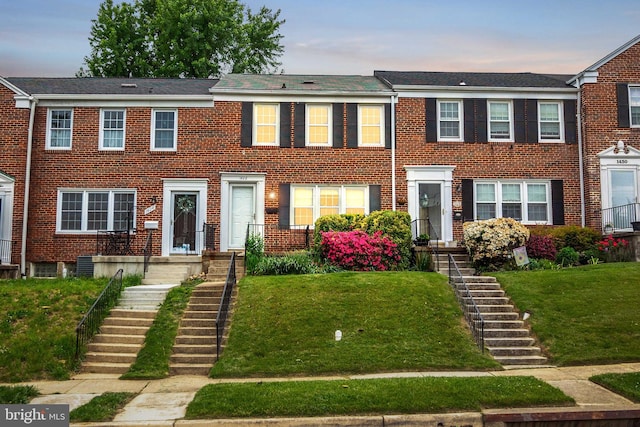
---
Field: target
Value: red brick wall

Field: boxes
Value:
[26,101,393,262]
[394,97,582,240]
[580,42,640,230]
[0,85,29,266]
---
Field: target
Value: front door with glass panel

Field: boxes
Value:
[610,169,637,228]
[171,193,198,253]
[229,185,255,249]
[418,183,442,240]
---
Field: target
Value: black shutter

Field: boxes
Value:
[475,99,488,143]
[332,103,344,148]
[425,98,437,142]
[293,103,305,148]
[564,99,577,144]
[278,183,290,228]
[526,99,538,143]
[617,83,630,128]
[346,103,358,148]
[279,102,291,148]
[240,102,253,147]
[369,185,381,212]
[385,104,392,149]
[514,99,526,143]
[461,179,474,222]
[551,180,565,225]
[464,99,475,142]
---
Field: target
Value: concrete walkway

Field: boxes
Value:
[9,362,639,426]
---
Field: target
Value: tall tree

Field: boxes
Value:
[79,0,284,78]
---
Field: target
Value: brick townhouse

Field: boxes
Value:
[0,34,639,277]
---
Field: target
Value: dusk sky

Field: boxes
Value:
[1,0,639,77]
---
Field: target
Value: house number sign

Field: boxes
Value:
[617,159,628,164]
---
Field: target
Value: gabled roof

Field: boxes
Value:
[374,71,574,89]
[4,77,218,96]
[212,74,394,95]
[569,34,640,86]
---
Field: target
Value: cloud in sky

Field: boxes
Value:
[1,0,639,77]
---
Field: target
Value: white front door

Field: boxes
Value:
[417,182,443,240]
[405,166,455,243]
[229,185,255,249]
[609,169,638,229]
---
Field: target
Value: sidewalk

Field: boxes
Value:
[16,362,640,426]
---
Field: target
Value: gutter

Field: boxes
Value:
[22,96,37,278]
[391,94,397,211]
[577,90,586,227]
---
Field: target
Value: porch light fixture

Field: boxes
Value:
[268,191,277,200]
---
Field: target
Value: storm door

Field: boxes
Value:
[418,183,443,241]
[229,185,255,249]
[171,193,198,253]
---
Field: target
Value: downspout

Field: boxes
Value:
[391,94,397,211]
[577,90,586,227]
[21,96,37,278]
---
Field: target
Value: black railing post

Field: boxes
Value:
[75,269,124,361]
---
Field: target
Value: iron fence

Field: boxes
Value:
[143,230,153,274]
[448,254,484,352]
[216,252,236,360]
[246,224,311,253]
[0,239,14,264]
[601,203,640,232]
[75,269,124,361]
[203,223,217,251]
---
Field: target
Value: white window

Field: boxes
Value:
[474,181,550,224]
[630,87,640,127]
[358,105,384,147]
[100,109,126,150]
[306,104,332,146]
[437,100,463,141]
[538,102,563,142]
[151,109,177,150]
[291,186,368,226]
[253,103,279,146]
[57,190,135,232]
[46,109,73,149]
[488,101,513,141]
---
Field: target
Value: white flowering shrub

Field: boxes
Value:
[463,218,530,270]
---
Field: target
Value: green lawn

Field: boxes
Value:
[0,277,111,381]
[590,372,640,403]
[210,271,499,377]
[492,262,640,366]
[186,376,573,419]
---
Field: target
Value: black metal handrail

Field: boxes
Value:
[448,254,484,352]
[0,239,14,265]
[216,252,237,360]
[601,203,640,232]
[203,223,217,251]
[143,230,153,274]
[411,218,441,271]
[75,269,124,361]
[245,224,310,254]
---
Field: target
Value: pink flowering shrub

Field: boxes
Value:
[526,234,557,260]
[597,235,632,263]
[320,230,401,271]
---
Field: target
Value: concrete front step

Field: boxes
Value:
[481,320,525,329]
[473,304,515,313]
[487,346,543,357]
[175,335,217,345]
[81,362,133,374]
[91,334,146,344]
[87,342,142,354]
[169,364,213,376]
[467,290,505,298]
[485,337,535,347]
[483,328,531,338]
[183,310,217,319]
[172,344,217,354]
[170,353,217,364]
[177,326,216,336]
[493,355,549,366]
[84,351,137,364]
[457,283,503,291]
[102,316,154,327]
[465,297,511,305]
[180,318,216,328]
[480,312,520,321]
[109,309,157,319]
